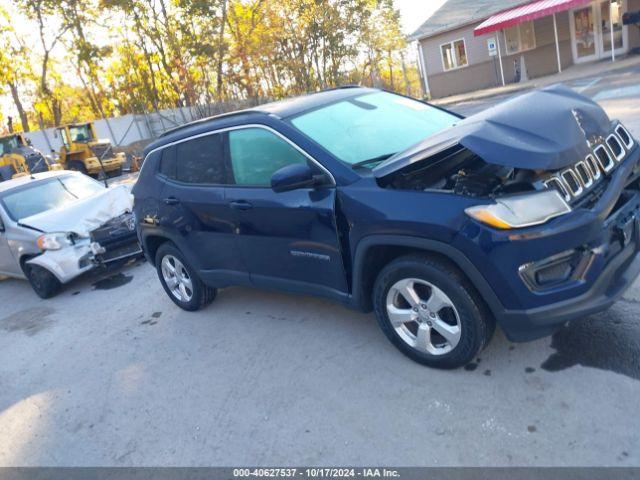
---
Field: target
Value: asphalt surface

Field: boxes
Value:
[2,64,640,467]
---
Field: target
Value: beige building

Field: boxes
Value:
[410,0,640,99]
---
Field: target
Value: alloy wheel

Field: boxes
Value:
[161,255,194,302]
[385,278,462,355]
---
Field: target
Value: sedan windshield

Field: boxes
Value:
[289,91,458,168]
[1,175,105,221]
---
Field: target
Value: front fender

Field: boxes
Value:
[350,234,505,318]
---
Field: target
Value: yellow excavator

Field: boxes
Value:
[0,132,60,182]
[56,122,126,177]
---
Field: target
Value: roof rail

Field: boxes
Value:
[159,108,262,138]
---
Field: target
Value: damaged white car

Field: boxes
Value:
[0,171,141,298]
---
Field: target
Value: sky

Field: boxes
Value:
[396,0,447,35]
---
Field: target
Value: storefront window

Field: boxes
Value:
[440,39,468,71]
[504,21,536,55]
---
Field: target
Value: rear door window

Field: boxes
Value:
[176,134,226,184]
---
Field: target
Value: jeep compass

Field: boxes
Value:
[132,85,640,369]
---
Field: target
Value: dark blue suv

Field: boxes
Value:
[132,85,640,369]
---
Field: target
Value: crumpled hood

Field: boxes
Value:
[374,84,612,179]
[19,184,134,237]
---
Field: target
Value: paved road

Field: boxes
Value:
[450,63,640,136]
[1,65,640,467]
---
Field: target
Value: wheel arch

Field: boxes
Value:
[19,253,66,283]
[142,234,172,266]
[350,235,504,318]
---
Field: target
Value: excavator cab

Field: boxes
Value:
[56,122,125,177]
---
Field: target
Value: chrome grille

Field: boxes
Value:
[542,124,635,202]
[594,145,615,172]
[585,154,601,180]
[607,134,625,160]
[615,124,634,149]
[575,161,592,188]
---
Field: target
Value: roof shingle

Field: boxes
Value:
[408,0,533,40]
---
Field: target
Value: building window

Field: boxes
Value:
[504,21,536,55]
[440,39,468,71]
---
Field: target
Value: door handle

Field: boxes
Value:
[229,200,253,211]
[163,197,180,205]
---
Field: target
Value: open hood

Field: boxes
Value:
[19,184,133,237]
[373,84,612,179]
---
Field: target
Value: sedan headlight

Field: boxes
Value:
[37,233,74,251]
[465,190,571,230]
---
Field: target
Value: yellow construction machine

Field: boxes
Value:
[56,122,125,177]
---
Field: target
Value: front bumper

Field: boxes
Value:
[26,241,95,284]
[86,155,125,173]
[498,227,640,341]
[25,234,141,285]
[460,145,640,342]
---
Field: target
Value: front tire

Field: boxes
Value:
[24,264,62,299]
[373,254,495,369]
[155,243,216,311]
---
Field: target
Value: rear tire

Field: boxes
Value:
[373,254,495,369]
[155,243,216,311]
[24,264,62,299]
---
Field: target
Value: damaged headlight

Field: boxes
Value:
[465,190,571,230]
[37,232,74,251]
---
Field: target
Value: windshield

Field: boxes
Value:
[0,136,23,155]
[0,174,105,221]
[69,124,94,142]
[289,91,458,168]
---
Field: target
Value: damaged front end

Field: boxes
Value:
[89,212,142,265]
[21,184,141,283]
[375,84,638,229]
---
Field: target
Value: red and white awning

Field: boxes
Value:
[474,0,592,36]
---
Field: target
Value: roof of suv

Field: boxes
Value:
[146,86,377,155]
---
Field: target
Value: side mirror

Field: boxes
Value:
[271,163,318,193]
[26,138,33,146]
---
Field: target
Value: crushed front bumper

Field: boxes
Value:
[25,232,141,285]
[26,241,95,284]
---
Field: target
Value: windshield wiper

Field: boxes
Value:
[57,177,79,199]
[351,153,395,170]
